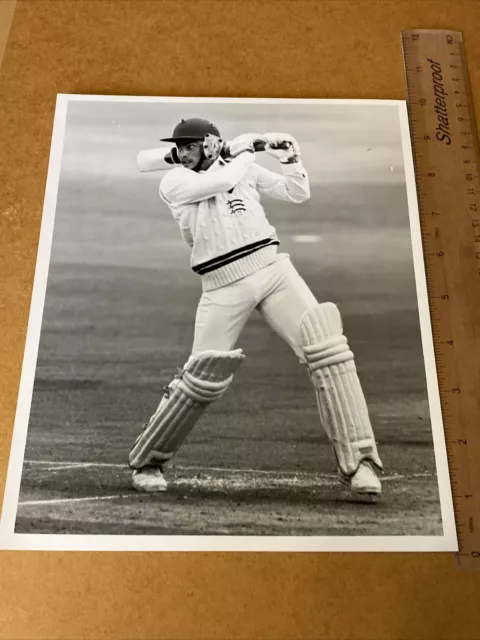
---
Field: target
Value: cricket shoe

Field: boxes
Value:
[339,461,382,496]
[132,465,168,493]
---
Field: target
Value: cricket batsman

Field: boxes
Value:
[128,117,383,495]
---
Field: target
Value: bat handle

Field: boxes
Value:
[253,140,267,152]
[253,140,291,151]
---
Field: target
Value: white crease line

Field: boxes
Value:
[23,460,434,482]
[179,465,333,478]
[27,460,98,466]
[18,494,132,507]
[46,464,87,471]
[27,460,125,469]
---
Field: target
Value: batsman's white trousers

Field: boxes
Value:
[191,254,316,362]
[131,252,382,475]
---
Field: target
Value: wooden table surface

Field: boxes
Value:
[0,2,479,639]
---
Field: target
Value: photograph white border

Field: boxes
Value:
[0,95,458,552]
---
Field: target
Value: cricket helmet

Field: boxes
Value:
[160,118,221,143]
[160,118,224,163]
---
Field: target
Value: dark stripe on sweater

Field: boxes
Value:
[192,238,279,275]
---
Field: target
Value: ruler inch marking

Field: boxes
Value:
[401,29,480,571]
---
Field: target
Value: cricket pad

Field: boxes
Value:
[300,303,383,476]
[129,349,245,469]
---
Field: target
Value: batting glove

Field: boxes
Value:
[264,133,301,164]
[227,133,260,158]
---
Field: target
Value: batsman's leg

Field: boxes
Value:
[300,302,383,494]
[257,257,382,495]
[129,349,245,491]
[129,278,255,492]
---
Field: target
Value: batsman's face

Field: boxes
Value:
[176,140,203,170]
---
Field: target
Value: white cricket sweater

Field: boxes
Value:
[159,151,310,291]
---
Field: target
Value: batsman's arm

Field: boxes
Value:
[160,150,255,206]
[254,162,310,204]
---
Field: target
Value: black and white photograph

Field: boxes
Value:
[0,95,456,551]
